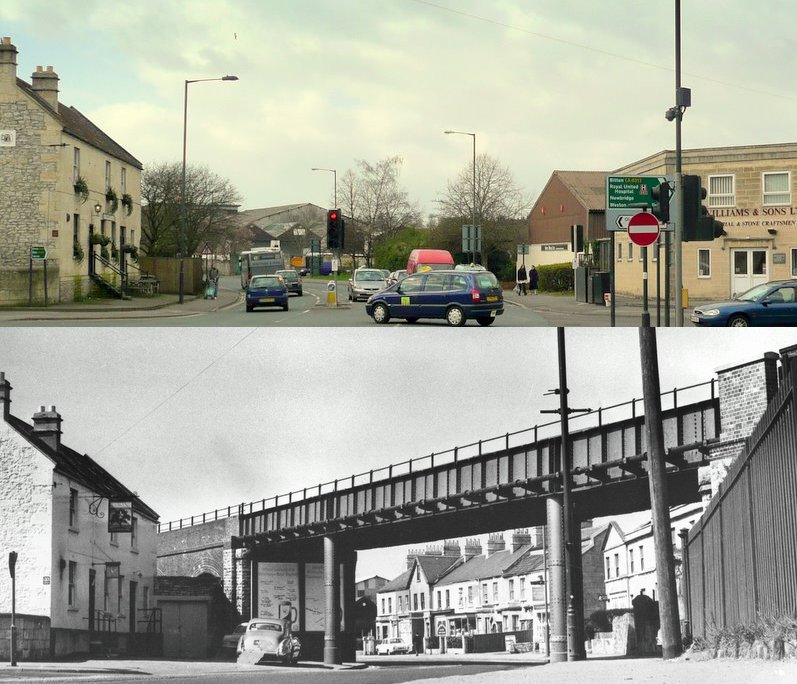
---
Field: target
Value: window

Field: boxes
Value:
[519,578,525,601]
[698,249,711,278]
[110,531,118,546]
[423,273,448,291]
[130,228,135,247]
[639,546,645,571]
[388,597,392,614]
[111,222,117,248]
[68,561,77,607]
[436,591,441,609]
[627,243,634,262]
[509,579,515,601]
[763,171,790,206]
[708,174,735,207]
[381,599,385,614]
[420,593,425,610]
[445,590,450,608]
[791,248,797,277]
[617,242,623,261]
[72,148,81,184]
[605,557,611,579]
[458,587,464,607]
[105,161,111,191]
[121,167,127,195]
[69,488,78,528]
[72,214,80,259]
[416,567,421,583]
[143,586,149,610]
[130,517,138,550]
[492,582,498,603]
[117,575,124,614]
[413,594,418,611]
[482,583,488,604]
[629,548,635,573]
[614,553,619,577]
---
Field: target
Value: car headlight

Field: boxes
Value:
[700,309,721,317]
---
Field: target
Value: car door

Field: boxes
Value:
[420,272,449,318]
[760,285,797,325]
[391,273,425,318]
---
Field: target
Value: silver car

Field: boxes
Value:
[348,268,388,302]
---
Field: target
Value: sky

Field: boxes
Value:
[1,327,795,580]
[2,1,797,219]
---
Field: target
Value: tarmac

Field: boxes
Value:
[0,277,710,325]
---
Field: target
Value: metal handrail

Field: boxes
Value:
[157,379,716,532]
[92,250,128,295]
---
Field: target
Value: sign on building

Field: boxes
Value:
[108,499,133,533]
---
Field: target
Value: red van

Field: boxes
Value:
[406,249,455,275]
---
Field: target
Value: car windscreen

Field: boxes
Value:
[737,283,771,302]
[249,622,282,631]
[250,277,281,289]
[277,271,297,281]
[475,273,499,288]
[356,271,385,282]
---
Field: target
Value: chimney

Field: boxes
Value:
[32,405,62,451]
[442,540,461,557]
[0,372,11,421]
[463,538,482,561]
[486,533,506,557]
[31,65,59,111]
[0,37,18,86]
[406,549,420,570]
[511,528,531,553]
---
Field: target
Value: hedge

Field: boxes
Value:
[537,262,574,292]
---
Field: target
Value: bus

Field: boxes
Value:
[240,246,285,289]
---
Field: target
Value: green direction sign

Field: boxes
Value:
[30,245,48,260]
[606,175,671,232]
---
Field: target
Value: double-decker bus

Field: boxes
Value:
[240,245,285,289]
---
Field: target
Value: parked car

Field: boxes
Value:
[220,622,247,656]
[237,618,301,665]
[298,267,309,276]
[245,275,289,312]
[365,267,504,326]
[386,269,407,287]
[348,268,389,302]
[276,269,303,296]
[690,280,797,327]
[376,637,411,655]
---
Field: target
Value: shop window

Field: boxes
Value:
[708,174,735,207]
[763,171,790,206]
[698,249,711,278]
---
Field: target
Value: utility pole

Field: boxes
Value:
[638,327,682,659]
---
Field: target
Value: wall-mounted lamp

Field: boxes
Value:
[767,228,778,235]
[59,558,66,572]
[94,203,102,215]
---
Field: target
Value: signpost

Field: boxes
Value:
[9,551,17,666]
[462,225,481,263]
[628,212,658,326]
[28,246,48,307]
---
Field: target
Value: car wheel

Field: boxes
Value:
[348,290,353,301]
[476,316,495,326]
[728,314,749,327]
[372,303,390,324]
[298,290,303,296]
[283,303,289,311]
[446,306,466,326]
[246,305,253,312]
[405,317,418,324]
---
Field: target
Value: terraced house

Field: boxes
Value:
[0,37,142,305]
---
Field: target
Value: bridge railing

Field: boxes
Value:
[158,379,715,534]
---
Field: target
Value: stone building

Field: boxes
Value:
[0,372,159,659]
[0,37,143,305]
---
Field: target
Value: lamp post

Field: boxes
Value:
[444,130,477,264]
[311,167,337,208]
[179,74,238,304]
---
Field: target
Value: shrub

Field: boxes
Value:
[538,262,574,292]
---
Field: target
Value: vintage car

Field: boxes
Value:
[220,622,247,656]
[236,618,301,665]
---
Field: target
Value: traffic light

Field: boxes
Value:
[682,175,725,241]
[651,181,670,223]
[327,208,343,249]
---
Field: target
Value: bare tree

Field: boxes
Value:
[337,156,422,265]
[141,162,242,257]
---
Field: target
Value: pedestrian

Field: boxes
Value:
[414,632,421,656]
[208,262,220,300]
[516,263,528,295]
[529,265,539,295]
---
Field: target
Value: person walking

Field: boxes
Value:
[208,262,220,300]
[516,263,528,295]
[529,265,539,295]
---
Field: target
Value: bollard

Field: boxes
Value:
[326,281,337,306]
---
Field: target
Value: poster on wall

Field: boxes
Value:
[304,563,325,631]
[257,562,300,628]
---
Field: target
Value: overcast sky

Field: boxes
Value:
[3,1,796,218]
[1,327,795,580]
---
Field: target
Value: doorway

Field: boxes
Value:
[731,249,768,297]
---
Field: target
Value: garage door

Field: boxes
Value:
[160,601,208,659]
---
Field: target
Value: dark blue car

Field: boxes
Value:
[690,280,797,327]
[364,268,503,326]
[245,275,289,312]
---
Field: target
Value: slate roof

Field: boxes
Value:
[435,544,532,586]
[416,555,462,583]
[6,413,159,522]
[550,170,609,211]
[16,77,143,169]
[503,551,545,577]
[379,568,413,593]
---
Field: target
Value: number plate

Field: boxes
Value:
[490,310,497,317]
[486,295,498,302]
[690,314,699,323]
[260,297,275,303]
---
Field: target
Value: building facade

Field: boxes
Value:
[0,372,159,659]
[0,37,143,305]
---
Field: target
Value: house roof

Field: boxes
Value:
[416,555,462,583]
[435,544,532,586]
[503,550,545,577]
[6,413,159,522]
[16,78,143,169]
[554,171,609,210]
[237,203,322,225]
[379,568,413,593]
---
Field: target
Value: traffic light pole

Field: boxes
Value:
[674,0,684,327]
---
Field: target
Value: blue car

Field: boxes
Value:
[365,268,504,326]
[690,280,797,327]
[246,274,289,312]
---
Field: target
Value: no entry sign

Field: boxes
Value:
[627,212,661,247]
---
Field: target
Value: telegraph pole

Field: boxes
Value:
[639,327,682,659]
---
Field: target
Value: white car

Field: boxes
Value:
[348,268,388,302]
[376,637,411,655]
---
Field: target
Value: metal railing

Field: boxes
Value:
[158,380,715,534]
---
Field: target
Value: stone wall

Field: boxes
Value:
[0,614,51,660]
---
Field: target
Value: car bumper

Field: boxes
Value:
[247,295,288,307]
[352,289,382,300]
[690,313,724,326]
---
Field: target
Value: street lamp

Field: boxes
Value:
[311,167,337,208]
[179,74,238,304]
[444,129,477,264]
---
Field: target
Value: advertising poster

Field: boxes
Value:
[257,562,299,626]
[304,563,325,631]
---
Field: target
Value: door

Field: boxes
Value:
[161,601,208,659]
[88,569,96,633]
[391,273,424,318]
[129,581,137,634]
[731,249,768,297]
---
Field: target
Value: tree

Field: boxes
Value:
[141,162,242,257]
[337,156,423,266]
[435,153,533,280]
[372,226,429,272]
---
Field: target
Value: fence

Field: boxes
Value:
[683,357,797,638]
[466,629,534,653]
